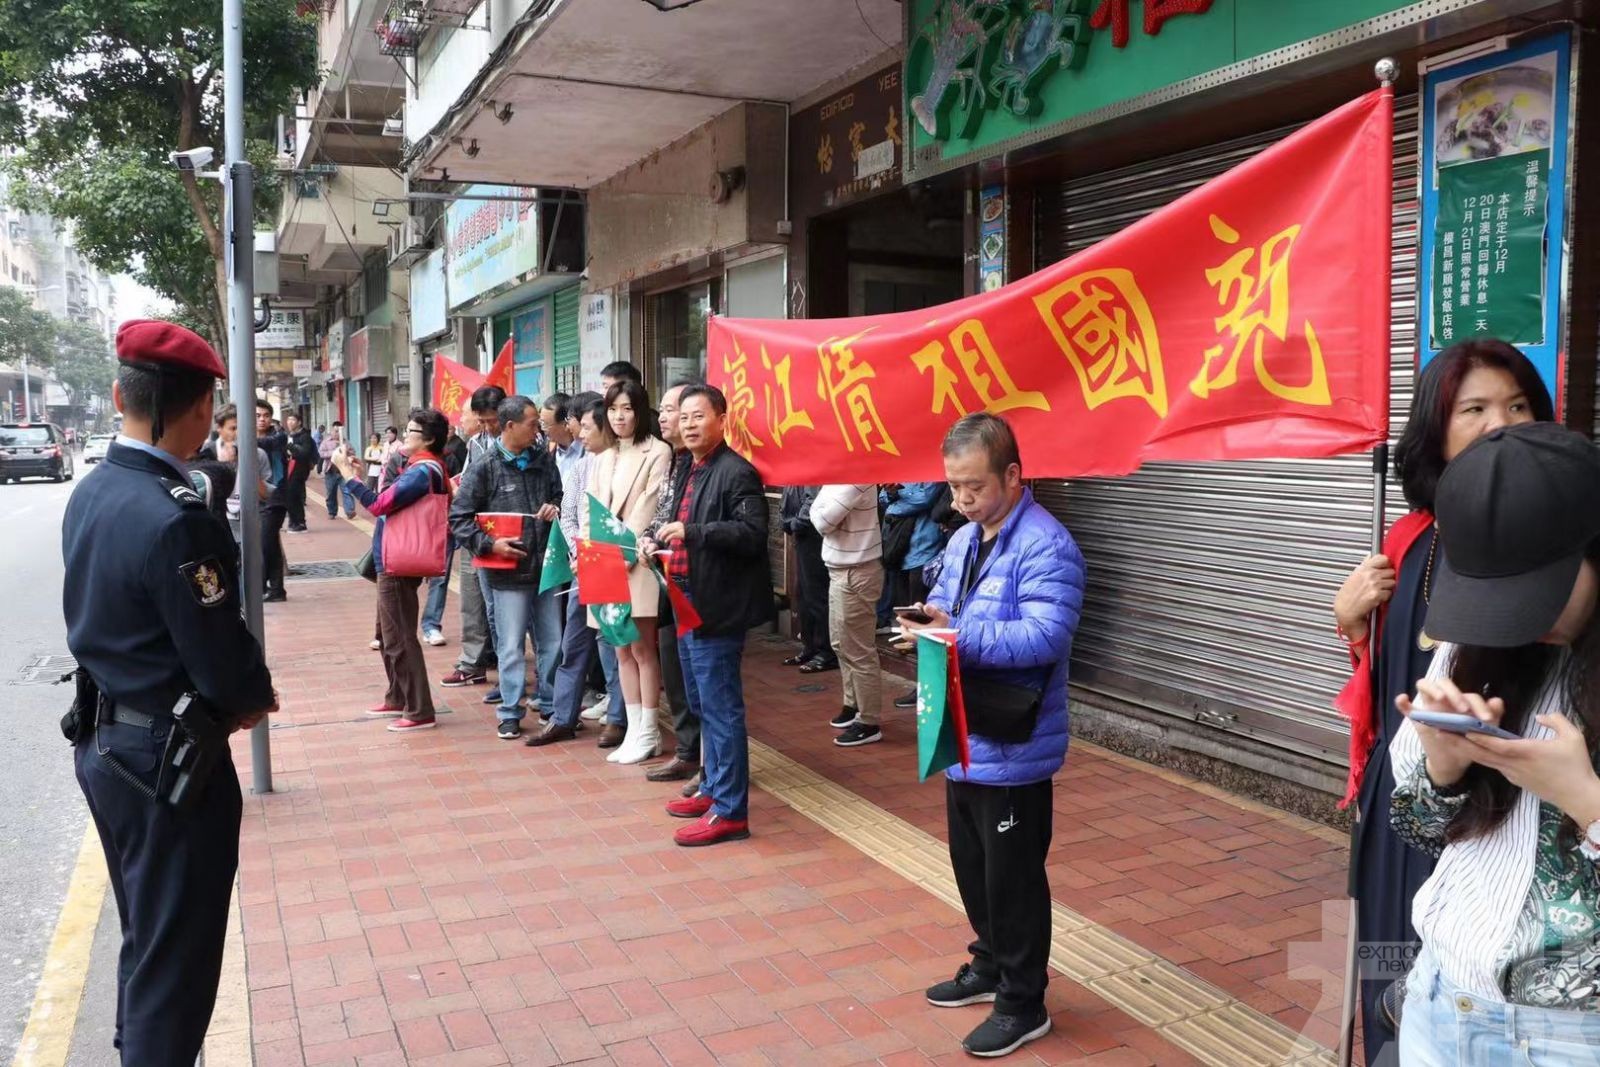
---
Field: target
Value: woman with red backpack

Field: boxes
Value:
[334,407,453,733]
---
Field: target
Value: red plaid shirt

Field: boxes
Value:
[665,458,709,584]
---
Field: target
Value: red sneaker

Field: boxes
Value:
[674,812,750,847]
[387,718,437,733]
[665,793,713,819]
[366,702,404,717]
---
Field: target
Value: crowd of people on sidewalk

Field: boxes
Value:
[143,330,1600,1063]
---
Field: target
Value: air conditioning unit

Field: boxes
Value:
[387,216,428,267]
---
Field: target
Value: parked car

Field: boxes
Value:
[0,423,75,483]
[82,433,114,464]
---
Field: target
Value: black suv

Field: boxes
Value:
[0,423,75,483]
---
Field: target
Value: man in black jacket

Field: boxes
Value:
[645,384,773,847]
[448,395,562,741]
[283,412,317,531]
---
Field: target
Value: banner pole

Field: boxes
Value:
[1337,56,1397,1067]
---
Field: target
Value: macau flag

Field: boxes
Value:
[915,631,970,782]
[588,493,637,563]
[539,522,574,594]
[593,601,640,648]
[709,88,1394,483]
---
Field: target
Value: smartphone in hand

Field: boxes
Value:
[1408,707,1520,741]
[894,605,934,625]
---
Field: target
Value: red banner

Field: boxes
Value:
[709,89,1393,483]
[432,355,483,427]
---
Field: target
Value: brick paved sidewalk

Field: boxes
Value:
[232,506,1354,1066]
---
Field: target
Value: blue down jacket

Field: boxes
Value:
[927,489,1085,786]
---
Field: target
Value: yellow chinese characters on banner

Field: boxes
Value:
[817,329,900,457]
[910,319,1049,417]
[1190,214,1331,406]
[1033,268,1168,418]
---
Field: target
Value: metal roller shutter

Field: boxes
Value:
[1032,98,1420,765]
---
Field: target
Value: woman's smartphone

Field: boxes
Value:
[1408,708,1520,741]
[894,606,933,625]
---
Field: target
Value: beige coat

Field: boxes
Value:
[583,435,673,620]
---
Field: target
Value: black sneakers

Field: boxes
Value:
[961,1007,1051,1058]
[925,963,999,1008]
[830,706,858,729]
[834,722,882,747]
[894,690,917,709]
[496,720,521,741]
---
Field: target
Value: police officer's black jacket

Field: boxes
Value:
[63,442,274,719]
[448,440,561,589]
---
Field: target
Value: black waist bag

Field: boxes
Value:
[961,670,1045,744]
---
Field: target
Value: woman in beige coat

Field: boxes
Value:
[584,380,674,764]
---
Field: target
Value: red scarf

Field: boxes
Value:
[1333,509,1434,809]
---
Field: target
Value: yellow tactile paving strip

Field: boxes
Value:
[749,739,1339,1067]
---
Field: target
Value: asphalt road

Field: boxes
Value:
[0,465,92,1063]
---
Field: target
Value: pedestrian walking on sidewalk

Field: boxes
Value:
[283,412,317,531]
[587,379,673,765]
[255,399,290,602]
[64,320,278,1066]
[813,483,885,747]
[1331,339,1552,1064]
[319,420,356,518]
[449,394,561,741]
[335,408,453,732]
[653,384,773,847]
[903,413,1084,1060]
[1388,422,1600,1065]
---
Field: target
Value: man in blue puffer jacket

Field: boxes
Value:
[900,413,1085,1060]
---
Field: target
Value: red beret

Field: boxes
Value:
[115,319,228,379]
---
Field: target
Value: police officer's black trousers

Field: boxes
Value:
[75,719,241,1065]
[946,778,1054,1016]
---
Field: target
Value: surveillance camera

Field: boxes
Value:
[169,147,216,173]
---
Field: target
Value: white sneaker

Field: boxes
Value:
[580,699,609,722]
[369,638,382,651]
[423,629,446,646]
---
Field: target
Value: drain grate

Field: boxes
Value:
[12,653,78,685]
[794,683,827,694]
[287,560,361,581]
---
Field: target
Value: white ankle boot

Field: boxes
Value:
[612,704,660,765]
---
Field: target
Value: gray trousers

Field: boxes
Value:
[454,550,495,672]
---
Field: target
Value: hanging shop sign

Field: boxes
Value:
[410,247,450,342]
[710,89,1393,483]
[326,318,349,380]
[257,309,306,350]
[792,64,904,214]
[447,184,540,309]
[978,185,1006,292]
[292,359,315,377]
[580,292,615,390]
[1418,31,1571,404]
[905,0,1423,179]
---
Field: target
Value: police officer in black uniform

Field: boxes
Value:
[63,320,277,1065]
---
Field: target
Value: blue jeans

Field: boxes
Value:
[529,586,564,708]
[477,567,498,650]
[483,583,562,716]
[1399,947,1600,1067]
[551,585,624,728]
[421,544,455,634]
[680,626,749,821]
[598,641,625,726]
[323,467,354,517]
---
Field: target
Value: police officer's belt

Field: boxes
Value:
[103,704,173,730]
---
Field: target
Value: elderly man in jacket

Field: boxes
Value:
[448,394,561,741]
[899,412,1085,1060]
[644,384,773,847]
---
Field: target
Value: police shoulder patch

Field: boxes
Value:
[160,476,205,509]
[179,558,229,607]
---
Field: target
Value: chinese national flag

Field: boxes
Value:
[432,355,485,427]
[484,339,516,395]
[576,540,631,605]
[473,512,524,570]
[650,553,702,636]
[707,88,1393,483]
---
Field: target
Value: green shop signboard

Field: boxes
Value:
[904,0,1426,179]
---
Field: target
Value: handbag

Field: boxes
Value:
[379,460,451,578]
[356,547,377,583]
[960,669,1045,743]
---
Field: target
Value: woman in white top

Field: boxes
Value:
[1388,422,1600,1065]
[583,380,674,765]
[363,432,385,491]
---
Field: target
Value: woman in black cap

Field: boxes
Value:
[1331,339,1551,1059]
[1390,421,1600,1063]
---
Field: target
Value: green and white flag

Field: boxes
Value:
[915,631,969,782]
[588,493,637,563]
[539,522,574,594]
[594,600,640,648]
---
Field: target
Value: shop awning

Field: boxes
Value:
[407,0,901,189]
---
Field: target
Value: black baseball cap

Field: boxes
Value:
[1427,422,1600,647]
